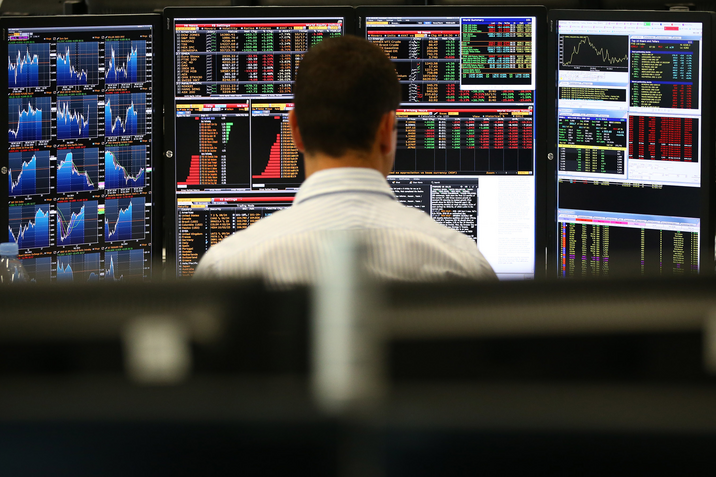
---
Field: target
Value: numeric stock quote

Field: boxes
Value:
[556,17,705,277]
[364,11,539,279]
[170,13,345,277]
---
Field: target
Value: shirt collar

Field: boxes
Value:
[294,167,397,205]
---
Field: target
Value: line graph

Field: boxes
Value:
[57,252,100,282]
[104,197,145,242]
[57,95,98,140]
[9,150,51,196]
[7,43,50,88]
[105,40,146,84]
[56,200,98,246]
[21,256,52,283]
[8,97,51,142]
[105,249,145,281]
[560,35,629,72]
[104,146,146,189]
[56,42,99,86]
[57,148,99,193]
[8,204,50,249]
[104,93,145,137]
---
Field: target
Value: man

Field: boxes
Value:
[194,35,495,285]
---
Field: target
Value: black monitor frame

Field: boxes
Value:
[0,13,163,282]
[547,9,715,277]
[356,5,549,279]
[163,6,357,278]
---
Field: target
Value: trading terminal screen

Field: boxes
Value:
[364,12,539,279]
[3,18,158,282]
[169,12,347,277]
[555,17,706,277]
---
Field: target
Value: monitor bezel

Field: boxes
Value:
[0,13,164,281]
[163,5,357,278]
[356,5,549,279]
[547,9,715,277]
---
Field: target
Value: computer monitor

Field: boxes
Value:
[357,6,547,280]
[549,10,714,277]
[85,0,233,15]
[1,14,162,283]
[164,6,355,278]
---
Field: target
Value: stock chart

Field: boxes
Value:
[5,20,157,281]
[556,17,705,276]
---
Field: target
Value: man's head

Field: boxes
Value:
[290,35,400,167]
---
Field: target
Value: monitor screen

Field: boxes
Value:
[552,11,713,277]
[165,7,354,277]
[359,6,547,280]
[2,14,161,283]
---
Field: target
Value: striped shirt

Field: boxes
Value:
[194,167,496,285]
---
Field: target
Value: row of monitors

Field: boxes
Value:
[0,6,712,282]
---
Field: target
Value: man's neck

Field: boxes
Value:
[303,150,385,179]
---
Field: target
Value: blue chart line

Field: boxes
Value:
[56,252,100,282]
[105,41,146,84]
[8,204,50,249]
[56,95,98,140]
[57,200,98,246]
[56,148,99,193]
[8,96,51,142]
[105,249,145,281]
[20,256,52,283]
[104,146,146,189]
[8,43,50,88]
[56,42,99,86]
[104,93,145,137]
[104,197,145,242]
[9,150,51,196]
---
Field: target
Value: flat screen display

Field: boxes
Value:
[360,6,547,279]
[553,12,713,277]
[2,15,161,282]
[165,7,354,277]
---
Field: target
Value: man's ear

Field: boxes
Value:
[377,110,396,155]
[288,109,305,153]
[376,110,397,177]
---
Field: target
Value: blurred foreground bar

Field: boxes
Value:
[1,276,716,475]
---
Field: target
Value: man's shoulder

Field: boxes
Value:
[195,191,496,280]
[197,226,495,282]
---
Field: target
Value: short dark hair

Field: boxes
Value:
[293,35,401,157]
